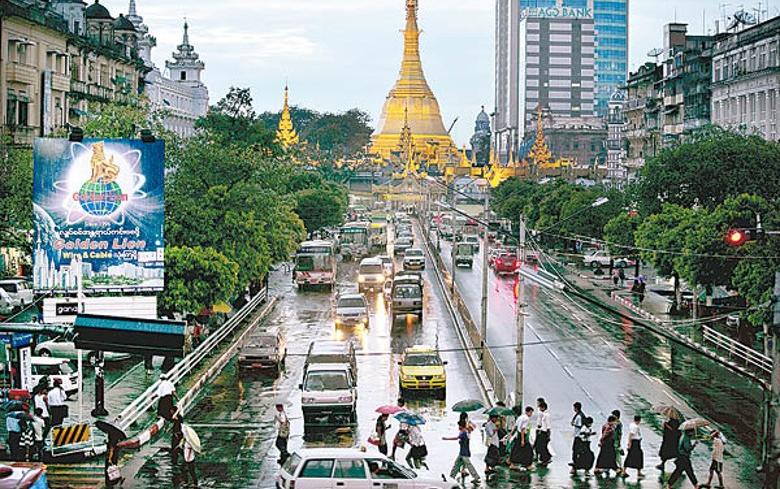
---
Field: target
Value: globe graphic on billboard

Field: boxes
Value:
[77,180,123,216]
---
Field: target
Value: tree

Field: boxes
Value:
[195,87,279,151]
[295,186,348,233]
[603,212,641,256]
[160,246,239,315]
[0,144,33,251]
[635,127,780,215]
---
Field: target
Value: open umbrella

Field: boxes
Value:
[375,405,403,415]
[653,405,683,420]
[484,406,514,417]
[95,420,128,445]
[452,399,485,413]
[182,423,202,453]
[679,418,710,431]
[395,411,426,426]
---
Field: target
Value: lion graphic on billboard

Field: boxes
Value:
[89,141,120,184]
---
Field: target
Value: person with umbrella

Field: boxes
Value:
[666,419,706,488]
[374,412,391,456]
[391,398,408,461]
[483,413,500,478]
[703,430,725,489]
[156,373,177,421]
[405,423,428,470]
[656,406,682,472]
[181,424,201,486]
[95,420,127,487]
[443,420,481,486]
[508,406,534,471]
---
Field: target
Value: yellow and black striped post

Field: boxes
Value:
[51,423,92,447]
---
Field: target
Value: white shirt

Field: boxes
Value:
[47,386,66,406]
[537,410,551,432]
[275,410,290,438]
[628,422,642,441]
[34,394,49,418]
[407,425,424,447]
[515,414,531,434]
[484,420,499,447]
[157,379,175,398]
[711,437,725,463]
[31,416,44,441]
[571,411,585,436]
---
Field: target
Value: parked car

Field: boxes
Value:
[0,288,18,315]
[35,333,132,363]
[402,248,425,271]
[238,328,286,371]
[277,448,459,489]
[582,250,633,269]
[358,257,385,293]
[31,357,79,396]
[394,237,413,256]
[0,279,33,308]
[334,293,370,328]
[494,252,519,275]
[398,345,446,399]
[299,363,357,425]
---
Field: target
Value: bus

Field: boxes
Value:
[369,222,388,251]
[294,240,337,289]
[339,222,370,260]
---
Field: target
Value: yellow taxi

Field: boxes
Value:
[398,345,447,399]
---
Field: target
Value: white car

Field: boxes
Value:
[582,250,633,270]
[403,248,426,271]
[0,279,33,307]
[31,357,79,396]
[334,294,370,327]
[277,448,460,489]
[35,334,132,363]
[0,288,19,314]
[358,257,385,293]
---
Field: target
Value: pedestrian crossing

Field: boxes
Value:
[46,462,106,489]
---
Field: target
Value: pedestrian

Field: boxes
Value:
[483,413,500,477]
[19,408,34,462]
[33,387,50,440]
[595,415,619,476]
[638,278,647,304]
[47,378,68,427]
[631,279,641,305]
[6,408,22,460]
[183,437,198,486]
[443,420,481,485]
[665,428,699,488]
[170,408,184,465]
[612,268,620,286]
[618,267,626,287]
[459,412,476,433]
[31,408,45,462]
[156,373,177,421]
[535,401,552,466]
[571,417,596,475]
[406,423,428,470]
[657,416,681,472]
[612,409,625,476]
[703,430,725,489]
[192,322,202,349]
[391,398,408,460]
[274,403,290,465]
[374,413,390,455]
[509,406,534,471]
[623,415,644,479]
[570,402,586,468]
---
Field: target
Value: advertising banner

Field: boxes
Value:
[19,347,32,392]
[33,138,164,293]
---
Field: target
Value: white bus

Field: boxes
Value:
[339,222,370,260]
[294,240,337,289]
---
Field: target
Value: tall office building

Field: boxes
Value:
[494,1,597,162]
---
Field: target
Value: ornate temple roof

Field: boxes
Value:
[276,85,300,148]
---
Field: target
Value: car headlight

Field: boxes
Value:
[358,276,366,283]
[302,397,315,404]
[400,373,412,380]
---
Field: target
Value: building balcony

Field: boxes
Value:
[624,98,647,111]
[51,73,70,92]
[0,125,37,147]
[664,94,684,107]
[6,63,38,85]
[68,80,113,102]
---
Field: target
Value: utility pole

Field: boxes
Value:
[480,190,489,364]
[514,215,527,407]
[764,271,780,488]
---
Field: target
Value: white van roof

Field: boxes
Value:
[31,356,72,366]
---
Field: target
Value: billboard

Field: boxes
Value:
[33,138,164,293]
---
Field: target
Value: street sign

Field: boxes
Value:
[0,333,34,349]
[52,423,92,447]
[19,347,32,391]
[74,314,185,357]
[43,296,157,324]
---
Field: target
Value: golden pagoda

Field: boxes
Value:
[527,108,552,168]
[369,0,458,167]
[276,85,299,148]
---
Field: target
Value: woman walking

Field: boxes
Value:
[405,424,429,469]
[571,417,596,475]
[509,406,535,471]
[657,416,681,472]
[375,413,390,455]
[595,415,619,476]
[623,415,645,479]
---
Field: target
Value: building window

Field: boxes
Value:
[5,97,17,126]
[17,100,29,126]
[180,71,186,81]
[17,44,28,65]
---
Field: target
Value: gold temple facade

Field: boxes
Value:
[369,0,458,167]
[276,85,299,148]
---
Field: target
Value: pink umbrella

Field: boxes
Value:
[375,405,403,415]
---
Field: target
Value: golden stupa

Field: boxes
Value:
[276,85,299,148]
[369,0,458,166]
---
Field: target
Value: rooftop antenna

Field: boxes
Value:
[648,47,664,63]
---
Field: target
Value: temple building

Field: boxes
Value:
[369,0,458,169]
[276,85,299,148]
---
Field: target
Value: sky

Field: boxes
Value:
[101,0,777,145]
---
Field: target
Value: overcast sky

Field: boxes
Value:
[102,0,777,144]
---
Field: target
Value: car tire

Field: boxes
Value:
[38,349,51,357]
[590,261,601,270]
[437,388,446,401]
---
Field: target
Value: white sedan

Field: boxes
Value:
[35,335,132,363]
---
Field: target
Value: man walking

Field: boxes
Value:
[570,402,586,468]
[47,379,68,427]
[33,387,50,441]
[612,410,624,476]
[535,401,552,466]
[665,428,699,488]
[443,420,481,485]
[156,373,177,421]
[275,403,290,465]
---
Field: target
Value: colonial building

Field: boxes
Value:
[369,0,458,172]
[711,16,780,141]
[128,1,208,138]
[605,90,627,187]
[469,107,491,167]
[1,0,146,145]
[623,62,663,178]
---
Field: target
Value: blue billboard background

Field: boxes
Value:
[32,138,164,292]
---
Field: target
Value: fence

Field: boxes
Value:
[702,325,772,376]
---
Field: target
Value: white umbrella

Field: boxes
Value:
[182,423,202,453]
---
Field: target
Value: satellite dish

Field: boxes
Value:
[734,9,758,24]
[647,48,664,61]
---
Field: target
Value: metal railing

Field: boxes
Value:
[702,325,773,376]
[115,288,268,432]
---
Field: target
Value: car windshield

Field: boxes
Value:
[404,354,441,366]
[296,256,314,272]
[283,453,302,475]
[360,265,383,275]
[0,284,16,293]
[304,371,350,391]
[405,250,423,257]
[394,285,421,299]
[367,458,416,480]
[338,298,366,309]
[252,336,277,347]
[397,239,411,246]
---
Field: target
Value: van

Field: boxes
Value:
[0,279,33,307]
[304,341,358,383]
[357,257,385,293]
[390,273,424,319]
[299,363,357,425]
[238,329,286,371]
[31,357,79,396]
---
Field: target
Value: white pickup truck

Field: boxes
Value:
[583,250,633,269]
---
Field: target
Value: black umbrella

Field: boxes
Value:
[95,420,128,445]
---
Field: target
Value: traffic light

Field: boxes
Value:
[725,228,764,246]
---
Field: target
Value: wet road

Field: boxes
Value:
[437,232,763,487]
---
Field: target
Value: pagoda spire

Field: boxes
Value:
[128,0,137,17]
[527,107,552,168]
[182,18,190,46]
[276,85,300,149]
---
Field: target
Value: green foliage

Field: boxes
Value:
[0,145,33,252]
[160,246,239,314]
[635,127,780,215]
[603,212,641,256]
[295,185,349,234]
[195,87,279,151]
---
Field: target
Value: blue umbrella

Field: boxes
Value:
[394,411,426,426]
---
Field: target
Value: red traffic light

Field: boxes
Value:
[726,229,747,246]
